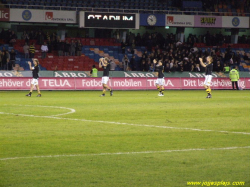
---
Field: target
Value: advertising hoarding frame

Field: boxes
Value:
[0,77,249,90]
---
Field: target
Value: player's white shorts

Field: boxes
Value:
[156,78,165,86]
[101,76,109,84]
[31,78,39,86]
[204,75,212,86]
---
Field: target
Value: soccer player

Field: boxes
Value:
[199,56,213,98]
[153,59,165,96]
[99,57,113,97]
[26,58,41,97]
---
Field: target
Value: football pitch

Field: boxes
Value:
[1,90,250,187]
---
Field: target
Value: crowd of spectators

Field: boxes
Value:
[122,31,249,72]
[0,47,16,70]
[0,29,249,72]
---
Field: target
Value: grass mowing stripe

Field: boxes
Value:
[1,111,250,135]
[1,146,249,161]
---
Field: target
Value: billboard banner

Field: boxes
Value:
[222,16,249,28]
[79,11,139,29]
[194,15,222,27]
[9,9,76,23]
[0,8,10,22]
[0,77,249,90]
[165,15,194,27]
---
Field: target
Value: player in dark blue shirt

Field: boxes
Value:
[26,58,41,97]
[199,56,213,98]
[99,57,113,97]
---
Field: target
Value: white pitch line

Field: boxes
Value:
[1,146,249,161]
[4,104,76,117]
[0,111,250,135]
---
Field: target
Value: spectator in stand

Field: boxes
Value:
[47,37,52,53]
[122,54,129,71]
[2,50,10,70]
[57,39,64,56]
[41,42,48,59]
[130,40,136,55]
[9,31,17,47]
[189,60,195,72]
[22,31,30,45]
[205,31,211,46]
[121,39,126,54]
[135,33,142,46]
[194,63,201,72]
[29,30,35,40]
[36,31,44,45]
[214,60,223,72]
[165,62,171,73]
[171,61,178,72]
[234,52,241,69]
[37,31,44,45]
[23,43,30,59]
[29,43,35,58]
[110,60,117,71]
[64,40,70,56]
[0,29,4,40]
[69,40,76,56]
[9,49,16,70]
[140,59,147,71]
[76,40,82,56]
[130,55,136,71]
[243,53,249,61]
[46,32,50,40]
[224,50,232,65]
[229,56,234,69]
[146,35,153,52]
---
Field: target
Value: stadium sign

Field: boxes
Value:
[79,12,139,29]
[0,8,9,21]
[9,9,76,23]
[0,77,249,90]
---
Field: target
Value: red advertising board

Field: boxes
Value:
[0,8,10,21]
[0,77,249,90]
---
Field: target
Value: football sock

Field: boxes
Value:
[206,89,210,94]
[109,89,112,92]
[29,92,32,95]
[157,85,160,91]
[103,90,106,94]
[161,89,164,95]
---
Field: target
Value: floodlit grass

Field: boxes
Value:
[0,90,250,187]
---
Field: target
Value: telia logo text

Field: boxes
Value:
[45,12,53,20]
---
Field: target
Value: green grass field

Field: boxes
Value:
[1,90,250,187]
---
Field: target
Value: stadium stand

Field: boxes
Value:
[0,0,249,72]
[1,0,249,16]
